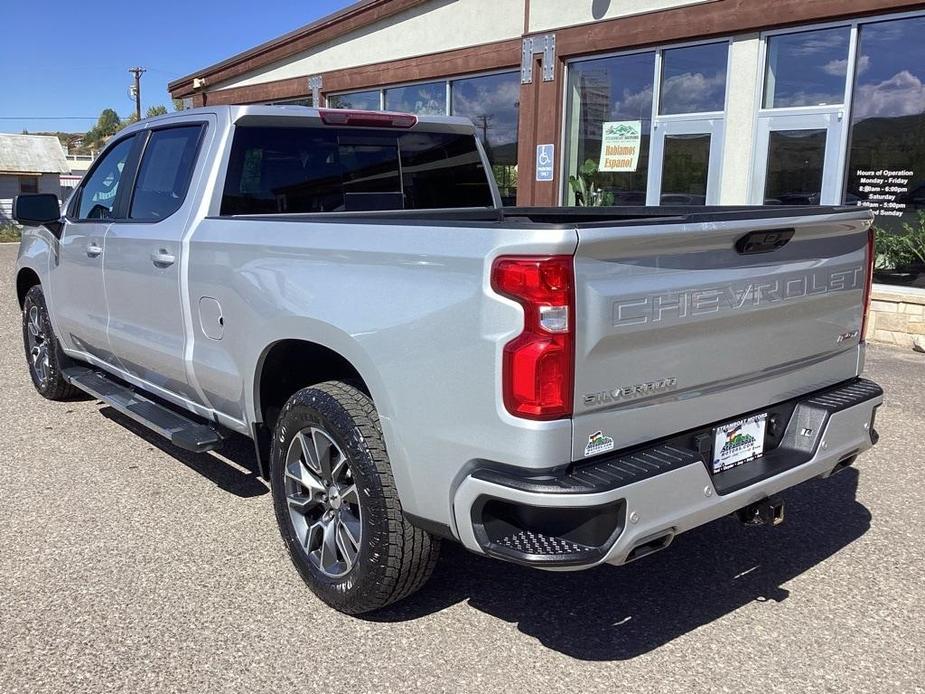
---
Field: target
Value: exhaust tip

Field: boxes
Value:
[626,532,674,562]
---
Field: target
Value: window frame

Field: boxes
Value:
[560,36,732,206]
[66,132,144,224]
[123,122,208,224]
[752,8,925,205]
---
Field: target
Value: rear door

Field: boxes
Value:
[570,208,872,461]
[104,122,207,403]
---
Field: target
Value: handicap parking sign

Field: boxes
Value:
[535,144,554,182]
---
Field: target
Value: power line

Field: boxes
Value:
[0,116,98,120]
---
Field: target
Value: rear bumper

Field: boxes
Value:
[452,378,883,569]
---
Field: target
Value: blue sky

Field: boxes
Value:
[0,1,351,134]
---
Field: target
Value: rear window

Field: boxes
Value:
[220,125,494,215]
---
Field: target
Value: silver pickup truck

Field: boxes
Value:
[13,105,883,614]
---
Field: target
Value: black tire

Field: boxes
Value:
[21,284,81,401]
[270,381,440,614]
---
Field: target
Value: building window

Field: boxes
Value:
[566,52,656,206]
[659,42,728,115]
[19,176,39,194]
[268,97,313,106]
[763,27,851,108]
[384,82,446,115]
[451,71,519,205]
[327,90,381,110]
[752,26,853,207]
[565,41,728,206]
[845,14,925,285]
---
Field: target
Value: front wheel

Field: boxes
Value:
[270,381,440,614]
[21,285,81,401]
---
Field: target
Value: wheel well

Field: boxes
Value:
[16,268,40,308]
[257,339,369,429]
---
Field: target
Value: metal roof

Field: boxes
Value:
[0,133,70,175]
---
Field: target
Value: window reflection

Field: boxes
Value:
[764,129,826,205]
[764,27,850,108]
[661,134,710,204]
[451,71,520,205]
[846,16,925,231]
[384,82,446,115]
[566,52,655,206]
[660,43,728,115]
[327,91,381,111]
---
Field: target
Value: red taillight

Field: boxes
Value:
[318,108,417,129]
[491,256,575,420]
[861,226,876,342]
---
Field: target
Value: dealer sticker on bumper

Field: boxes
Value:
[712,413,767,473]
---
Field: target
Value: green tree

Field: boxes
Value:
[84,108,122,147]
[172,98,186,112]
[146,104,168,118]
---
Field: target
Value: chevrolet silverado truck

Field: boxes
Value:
[13,105,883,614]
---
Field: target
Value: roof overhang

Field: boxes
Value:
[168,0,430,98]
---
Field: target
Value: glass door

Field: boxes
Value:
[751,25,852,206]
[648,118,724,205]
[752,112,844,205]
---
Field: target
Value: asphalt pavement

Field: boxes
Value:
[0,242,923,693]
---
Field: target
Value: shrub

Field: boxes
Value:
[0,223,22,243]
[875,211,925,270]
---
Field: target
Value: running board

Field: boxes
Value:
[63,366,223,453]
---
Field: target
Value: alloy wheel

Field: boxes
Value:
[26,304,50,386]
[284,426,362,578]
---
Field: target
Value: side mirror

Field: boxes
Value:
[13,193,63,238]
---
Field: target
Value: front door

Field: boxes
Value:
[51,134,139,364]
[752,112,845,206]
[104,123,206,403]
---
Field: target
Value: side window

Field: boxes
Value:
[76,136,136,220]
[130,125,203,220]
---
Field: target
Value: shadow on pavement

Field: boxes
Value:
[89,402,871,659]
[99,407,268,498]
[370,468,870,661]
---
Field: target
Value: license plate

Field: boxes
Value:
[712,413,768,473]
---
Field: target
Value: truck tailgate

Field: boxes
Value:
[571,209,873,461]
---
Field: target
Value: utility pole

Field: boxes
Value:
[129,67,146,120]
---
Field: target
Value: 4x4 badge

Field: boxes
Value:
[584,431,615,457]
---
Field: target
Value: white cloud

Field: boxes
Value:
[659,72,726,113]
[789,31,848,56]
[853,70,925,120]
[613,86,654,119]
[451,78,520,145]
[823,54,870,77]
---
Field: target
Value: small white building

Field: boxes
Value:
[0,133,71,222]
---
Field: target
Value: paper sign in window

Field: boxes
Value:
[599,120,642,173]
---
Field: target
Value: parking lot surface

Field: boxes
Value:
[1,242,923,693]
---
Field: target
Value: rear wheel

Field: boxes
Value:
[21,285,80,401]
[270,381,440,614]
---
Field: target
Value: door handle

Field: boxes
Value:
[151,249,176,268]
[86,242,103,258]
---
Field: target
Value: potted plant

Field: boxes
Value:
[873,211,925,287]
[568,159,615,207]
